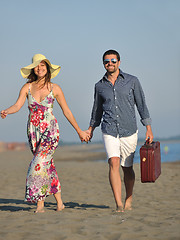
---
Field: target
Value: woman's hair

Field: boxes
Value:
[102,49,120,61]
[27,61,51,87]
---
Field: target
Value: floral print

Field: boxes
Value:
[25,86,61,203]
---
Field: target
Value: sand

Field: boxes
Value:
[0,144,179,240]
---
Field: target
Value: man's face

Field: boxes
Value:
[103,54,120,74]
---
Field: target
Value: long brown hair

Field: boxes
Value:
[27,61,51,88]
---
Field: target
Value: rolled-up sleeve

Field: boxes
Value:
[134,78,152,126]
[90,85,103,128]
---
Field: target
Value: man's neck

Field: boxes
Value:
[107,69,119,85]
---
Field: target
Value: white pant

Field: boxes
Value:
[102,131,138,167]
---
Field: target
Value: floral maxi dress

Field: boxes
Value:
[25,84,61,203]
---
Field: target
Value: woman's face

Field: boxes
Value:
[34,60,47,78]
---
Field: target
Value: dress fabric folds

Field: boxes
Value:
[25,85,61,203]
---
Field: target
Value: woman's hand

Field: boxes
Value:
[1,110,8,119]
[1,84,28,119]
[78,130,91,143]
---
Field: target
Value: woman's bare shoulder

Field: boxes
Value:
[52,83,63,95]
[20,82,29,94]
[21,82,29,89]
[53,83,61,89]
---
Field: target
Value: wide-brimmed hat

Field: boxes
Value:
[20,54,61,79]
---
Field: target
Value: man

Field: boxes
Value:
[87,49,153,212]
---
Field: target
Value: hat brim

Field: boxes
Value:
[20,58,61,79]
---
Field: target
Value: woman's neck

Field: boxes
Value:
[36,76,45,83]
[35,77,45,86]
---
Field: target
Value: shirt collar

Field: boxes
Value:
[103,69,125,82]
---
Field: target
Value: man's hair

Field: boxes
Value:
[102,49,120,61]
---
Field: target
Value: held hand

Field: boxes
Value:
[85,128,93,141]
[0,110,8,119]
[86,126,95,140]
[78,130,91,143]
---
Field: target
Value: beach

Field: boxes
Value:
[0,144,179,240]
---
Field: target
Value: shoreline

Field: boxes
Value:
[0,143,179,163]
[0,138,180,152]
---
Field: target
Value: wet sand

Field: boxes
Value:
[0,144,179,240]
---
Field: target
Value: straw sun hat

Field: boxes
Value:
[20,54,61,79]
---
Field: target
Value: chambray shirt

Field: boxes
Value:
[90,69,152,138]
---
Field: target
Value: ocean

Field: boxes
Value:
[134,141,180,163]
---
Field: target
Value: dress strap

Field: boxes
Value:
[51,83,53,91]
[29,83,31,91]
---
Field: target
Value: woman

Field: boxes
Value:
[1,54,90,213]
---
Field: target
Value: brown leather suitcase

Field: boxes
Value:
[140,141,161,183]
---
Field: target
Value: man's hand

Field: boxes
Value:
[145,125,154,143]
[85,127,95,142]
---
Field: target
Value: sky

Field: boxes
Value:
[0,0,179,143]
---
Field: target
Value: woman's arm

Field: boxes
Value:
[1,83,29,119]
[53,84,89,142]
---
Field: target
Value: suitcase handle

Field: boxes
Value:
[145,139,154,146]
[145,139,150,145]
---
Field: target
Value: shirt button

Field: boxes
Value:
[117,115,119,117]
[116,106,118,108]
